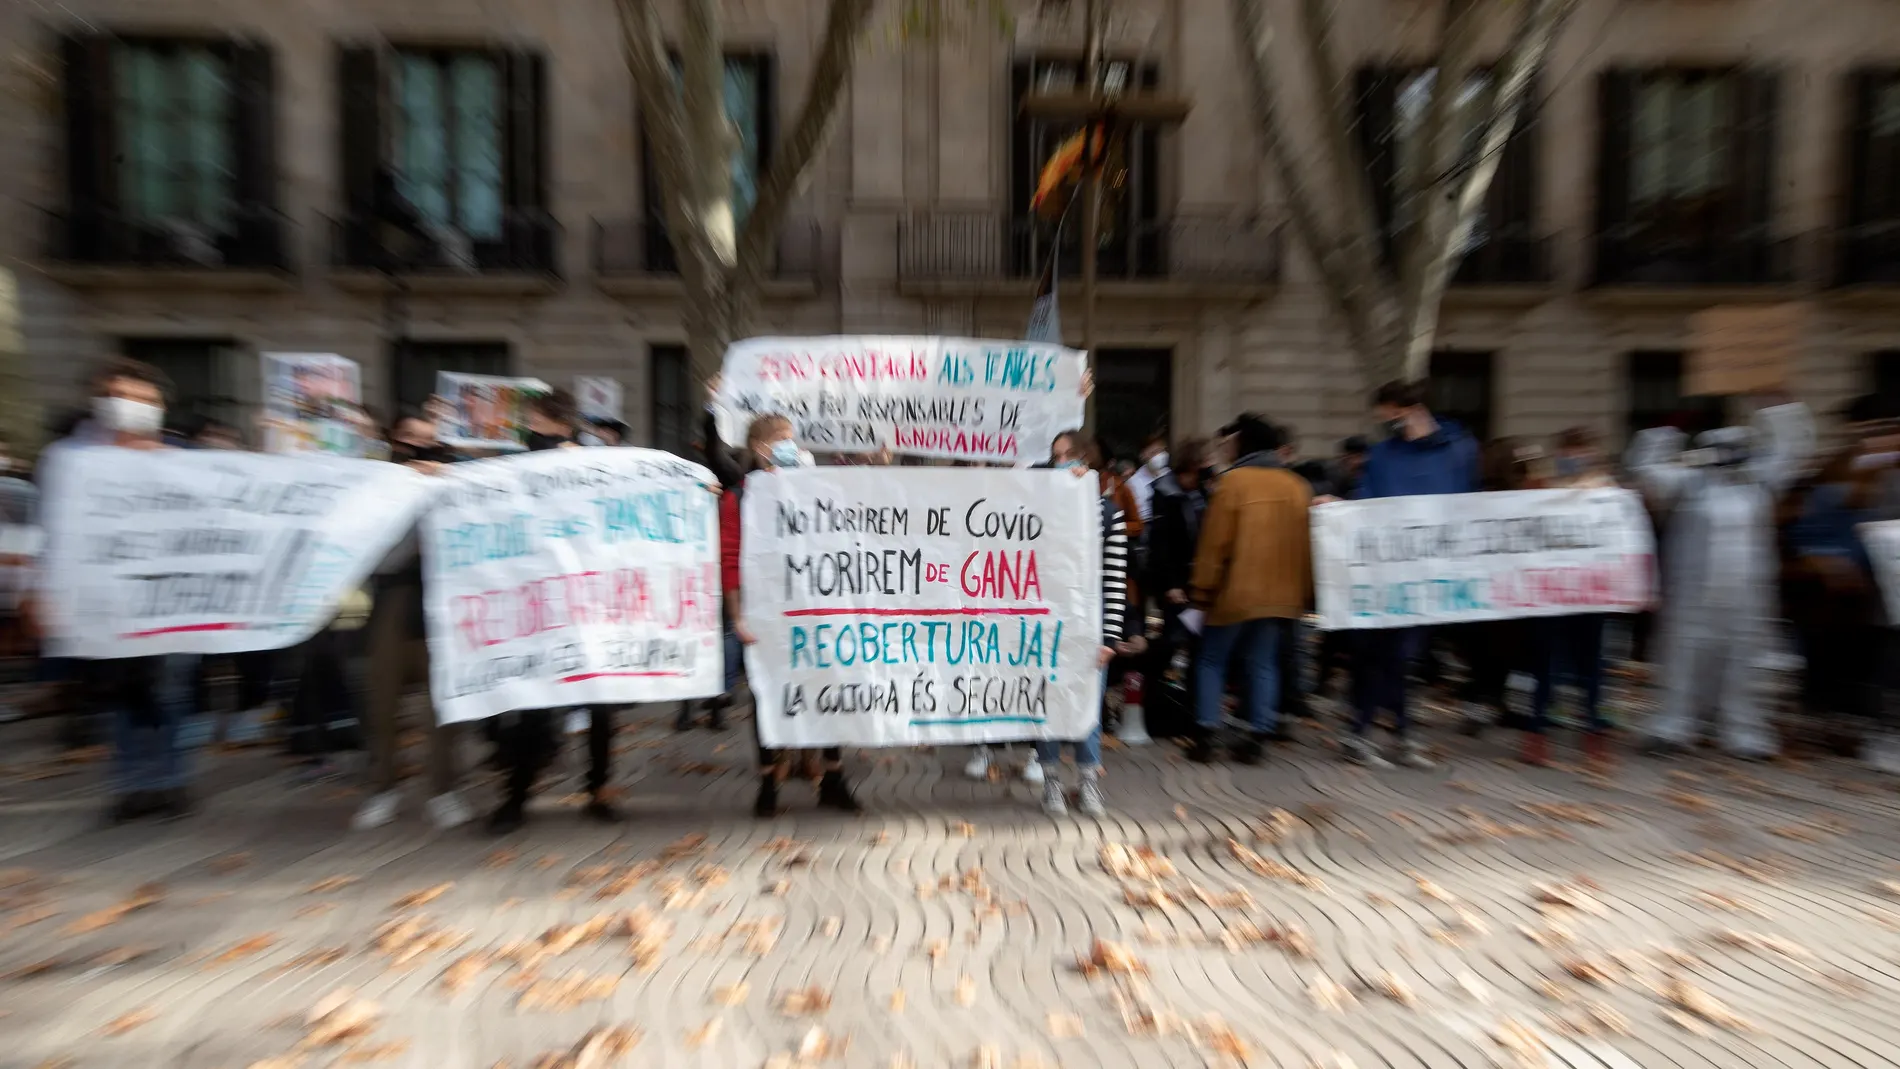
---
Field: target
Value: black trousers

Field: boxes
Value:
[286,628,356,756]
[498,707,615,804]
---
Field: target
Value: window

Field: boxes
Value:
[1595,68,1781,284]
[1843,70,1900,284]
[59,35,279,267]
[1428,350,1495,443]
[1626,351,1725,439]
[393,340,511,415]
[122,338,246,432]
[1871,351,1900,416]
[337,44,550,272]
[640,54,774,272]
[649,345,693,456]
[1357,66,1539,281]
[1010,56,1163,278]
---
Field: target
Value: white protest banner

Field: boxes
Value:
[261,352,367,456]
[38,447,434,658]
[740,468,1103,748]
[716,336,1087,464]
[437,371,550,452]
[1312,488,1656,631]
[1861,521,1900,625]
[423,447,725,724]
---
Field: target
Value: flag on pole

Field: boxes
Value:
[1025,215,1064,345]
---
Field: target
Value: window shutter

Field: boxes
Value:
[1009,60,1034,221]
[1356,66,1399,241]
[337,45,383,220]
[231,41,280,265]
[1496,73,1538,236]
[755,53,778,176]
[1846,69,1879,225]
[61,33,116,258]
[505,50,549,212]
[1593,69,1635,280]
[1733,69,1779,236]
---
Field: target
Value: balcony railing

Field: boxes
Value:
[46,205,290,271]
[592,217,822,283]
[329,210,560,276]
[1838,221,1900,286]
[1592,225,1797,287]
[1449,230,1551,286]
[897,212,1281,287]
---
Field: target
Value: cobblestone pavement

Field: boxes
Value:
[4,697,1900,1069]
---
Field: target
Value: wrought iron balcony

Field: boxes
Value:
[896,211,1281,289]
[591,217,821,285]
[46,204,290,272]
[329,210,560,276]
[1448,229,1552,286]
[1592,225,1797,287]
[1837,221,1900,286]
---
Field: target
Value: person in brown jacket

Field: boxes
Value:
[1186,414,1313,764]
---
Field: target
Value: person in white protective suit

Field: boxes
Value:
[1626,401,1815,758]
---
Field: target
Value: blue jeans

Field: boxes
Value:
[1532,615,1607,733]
[1036,669,1109,769]
[1352,627,1425,737]
[111,654,199,796]
[722,624,743,692]
[1194,618,1281,732]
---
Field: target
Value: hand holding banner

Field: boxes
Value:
[716,336,1087,464]
[423,448,725,724]
[1311,488,1656,630]
[39,447,434,658]
[740,468,1103,748]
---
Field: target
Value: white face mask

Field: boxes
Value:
[1146,451,1169,473]
[94,395,164,436]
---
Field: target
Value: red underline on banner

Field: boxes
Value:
[559,671,694,683]
[119,622,246,639]
[781,607,1052,618]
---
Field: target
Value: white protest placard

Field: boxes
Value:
[437,371,550,452]
[1861,520,1900,625]
[1312,488,1656,631]
[740,468,1104,748]
[423,447,725,724]
[716,336,1087,464]
[575,376,623,422]
[38,447,434,658]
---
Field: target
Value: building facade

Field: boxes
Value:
[2,0,1898,456]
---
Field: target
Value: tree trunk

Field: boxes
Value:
[0,269,34,456]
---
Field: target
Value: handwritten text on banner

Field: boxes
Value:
[1312,488,1656,630]
[741,468,1104,748]
[39,447,433,658]
[423,448,725,724]
[716,336,1087,463]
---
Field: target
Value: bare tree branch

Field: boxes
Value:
[616,0,710,296]
[734,0,877,305]
[1230,0,1385,365]
[680,0,735,272]
[1296,0,1386,287]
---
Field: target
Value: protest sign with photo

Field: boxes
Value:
[575,376,624,422]
[436,371,550,452]
[1861,520,1900,625]
[38,447,434,658]
[422,447,725,724]
[260,352,368,456]
[716,336,1087,464]
[740,468,1104,748]
[1311,488,1656,631]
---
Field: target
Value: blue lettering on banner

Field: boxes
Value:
[438,513,533,569]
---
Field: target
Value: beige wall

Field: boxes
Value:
[4,0,1900,454]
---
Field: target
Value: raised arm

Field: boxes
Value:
[1624,425,1694,507]
[1746,401,1815,497]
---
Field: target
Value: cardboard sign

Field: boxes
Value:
[740,468,1104,748]
[1685,303,1807,397]
[1312,488,1656,630]
[437,372,551,452]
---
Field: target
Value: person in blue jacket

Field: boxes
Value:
[1345,379,1479,769]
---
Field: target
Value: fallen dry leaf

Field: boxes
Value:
[1371,971,1417,1007]
[1078,938,1146,977]
[954,974,977,1006]
[99,1008,155,1036]
[1309,974,1356,1012]
[337,1041,410,1064]
[208,933,278,966]
[1664,974,1753,1031]
[711,983,750,1006]
[776,985,831,1017]
[1047,1011,1084,1038]
[304,876,358,894]
[683,1019,722,1049]
[390,883,452,911]
[303,989,382,1047]
[58,882,163,935]
[208,852,252,874]
[889,988,906,1012]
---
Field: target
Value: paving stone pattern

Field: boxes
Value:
[3,698,1900,1069]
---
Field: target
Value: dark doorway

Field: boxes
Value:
[1428,349,1497,443]
[1092,348,1172,462]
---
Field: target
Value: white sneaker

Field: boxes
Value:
[1342,735,1392,769]
[1040,779,1068,817]
[352,789,401,831]
[963,746,993,781]
[1396,740,1437,771]
[1021,755,1046,785]
[427,790,473,830]
[1077,775,1106,817]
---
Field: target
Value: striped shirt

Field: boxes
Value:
[1101,497,1131,644]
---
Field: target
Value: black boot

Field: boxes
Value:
[1187,725,1219,764]
[817,770,862,813]
[673,701,696,732]
[754,774,780,818]
[487,797,526,835]
[105,791,155,826]
[582,792,622,823]
[705,694,728,732]
[1231,733,1266,766]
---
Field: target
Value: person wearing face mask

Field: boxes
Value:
[1342,381,1478,770]
[728,414,863,817]
[1127,432,1170,526]
[41,359,201,822]
[1628,395,1814,759]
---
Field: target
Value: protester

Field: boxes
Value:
[1345,380,1479,769]
[728,414,862,817]
[487,390,622,833]
[1185,416,1312,764]
[1627,396,1813,759]
[1142,438,1210,739]
[1452,438,1544,738]
[1333,436,1369,500]
[581,417,627,447]
[1127,431,1169,525]
[354,414,471,832]
[1524,427,1619,768]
